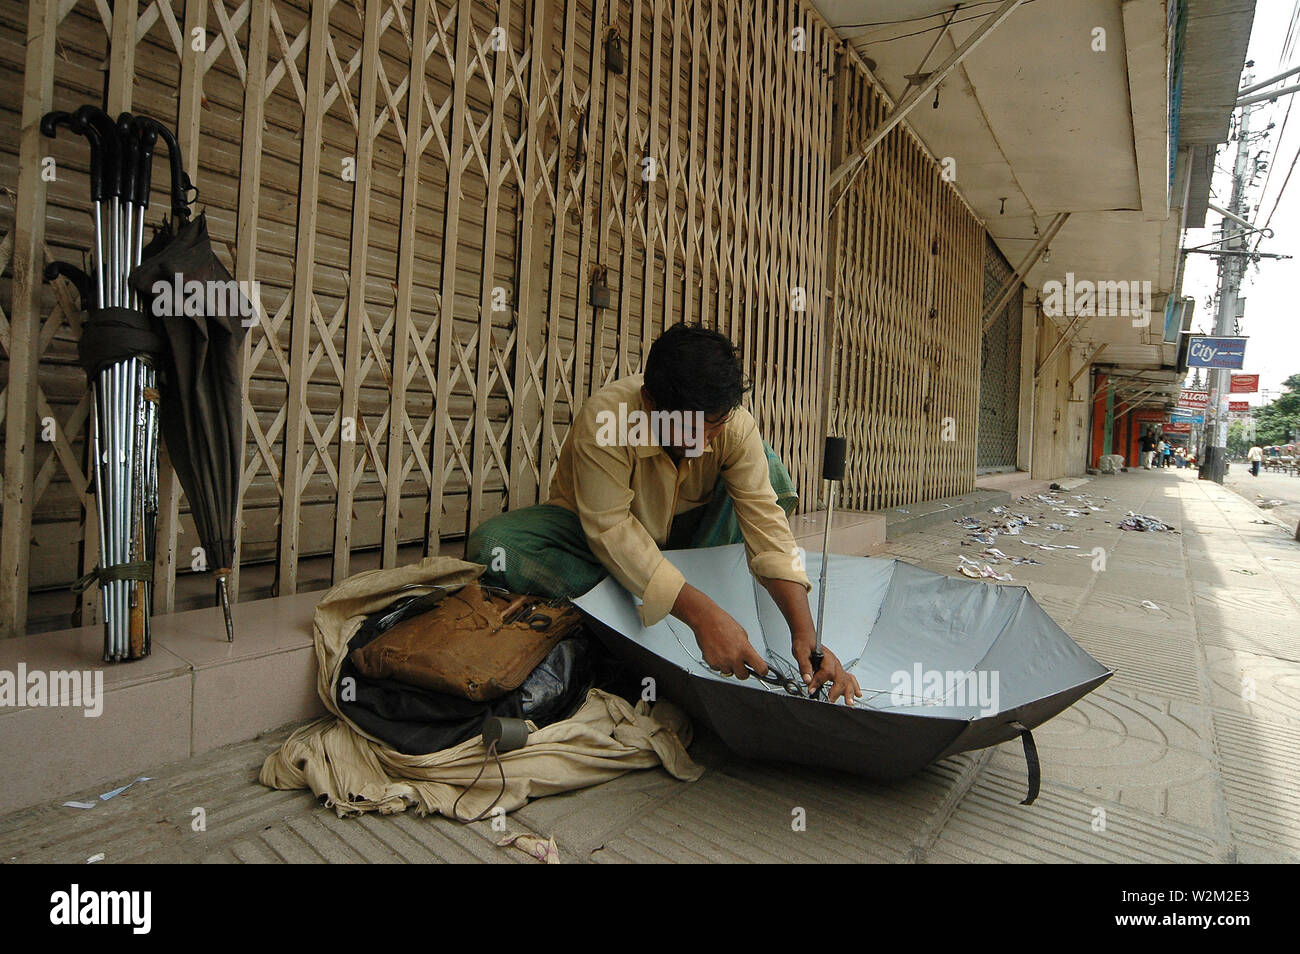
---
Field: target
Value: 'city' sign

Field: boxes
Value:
[1186,336,1248,369]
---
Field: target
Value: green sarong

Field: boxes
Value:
[466,441,797,600]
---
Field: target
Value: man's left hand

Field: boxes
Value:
[791,633,862,706]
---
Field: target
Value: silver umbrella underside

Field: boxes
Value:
[575,544,1111,786]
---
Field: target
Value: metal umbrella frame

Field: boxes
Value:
[42,106,180,661]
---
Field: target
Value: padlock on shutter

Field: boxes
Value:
[605,29,624,75]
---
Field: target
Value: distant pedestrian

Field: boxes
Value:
[1140,431,1156,469]
[1248,444,1263,477]
[1161,440,1172,468]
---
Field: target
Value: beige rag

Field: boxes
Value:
[259,555,703,817]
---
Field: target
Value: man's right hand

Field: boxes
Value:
[672,584,767,679]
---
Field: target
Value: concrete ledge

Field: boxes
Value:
[789,509,887,556]
[0,591,325,814]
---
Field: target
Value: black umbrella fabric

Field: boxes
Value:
[131,212,250,641]
[574,544,1112,802]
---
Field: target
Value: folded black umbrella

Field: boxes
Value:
[575,544,1112,803]
[131,212,250,640]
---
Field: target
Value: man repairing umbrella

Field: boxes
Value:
[468,323,862,705]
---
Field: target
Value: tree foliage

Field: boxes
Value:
[1253,373,1300,446]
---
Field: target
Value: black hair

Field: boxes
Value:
[643,323,750,416]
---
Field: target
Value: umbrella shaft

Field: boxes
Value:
[122,205,132,306]
[814,483,835,654]
[92,358,158,660]
[92,203,105,309]
[110,198,119,307]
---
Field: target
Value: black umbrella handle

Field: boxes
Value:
[131,115,194,222]
[116,112,138,211]
[43,261,92,311]
[39,110,73,139]
[74,106,120,201]
[807,649,825,700]
[135,124,158,211]
[822,436,847,481]
[41,110,104,202]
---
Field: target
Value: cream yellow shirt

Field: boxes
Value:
[547,374,811,625]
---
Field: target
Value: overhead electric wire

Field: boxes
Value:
[1250,12,1300,252]
[1254,143,1299,246]
[835,0,1009,31]
[838,0,1041,45]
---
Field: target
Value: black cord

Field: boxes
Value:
[451,740,508,824]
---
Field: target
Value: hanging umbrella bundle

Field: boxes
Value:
[43,105,245,658]
[43,107,180,660]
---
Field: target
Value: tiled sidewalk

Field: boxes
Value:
[2,470,1296,863]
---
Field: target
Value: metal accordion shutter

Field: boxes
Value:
[977,236,1022,471]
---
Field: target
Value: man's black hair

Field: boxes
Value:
[643,323,750,416]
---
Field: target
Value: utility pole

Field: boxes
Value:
[1201,78,1254,484]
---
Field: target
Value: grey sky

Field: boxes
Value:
[1182,0,1298,405]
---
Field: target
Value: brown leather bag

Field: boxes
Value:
[348,583,584,702]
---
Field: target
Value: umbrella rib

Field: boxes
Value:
[664,618,784,695]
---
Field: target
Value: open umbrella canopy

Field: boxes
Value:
[574,544,1111,797]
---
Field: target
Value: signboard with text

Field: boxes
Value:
[1169,411,1204,425]
[1164,422,1192,434]
[1176,389,1209,412]
[1230,374,1259,393]
[1186,336,1248,369]
[1228,400,1250,411]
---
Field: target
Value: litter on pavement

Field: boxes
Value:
[958,555,1014,581]
[497,832,560,864]
[954,491,1114,555]
[1119,512,1178,532]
